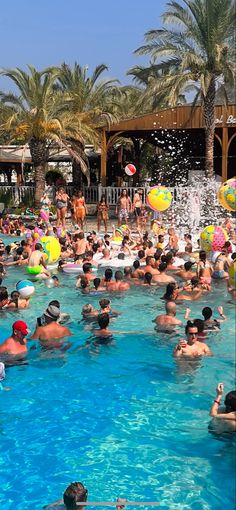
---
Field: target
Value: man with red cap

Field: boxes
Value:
[0,321,29,356]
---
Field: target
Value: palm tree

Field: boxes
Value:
[0,65,90,205]
[133,0,236,178]
[53,62,119,186]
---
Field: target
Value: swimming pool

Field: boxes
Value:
[0,240,235,510]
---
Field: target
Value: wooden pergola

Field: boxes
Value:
[100,104,236,185]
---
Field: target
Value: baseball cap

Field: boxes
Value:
[44,304,60,320]
[13,320,29,335]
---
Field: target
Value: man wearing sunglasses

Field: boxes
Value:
[173,321,212,358]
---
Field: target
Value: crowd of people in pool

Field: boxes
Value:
[0,189,235,507]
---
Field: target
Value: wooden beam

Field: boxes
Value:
[100,129,107,186]
[222,127,228,182]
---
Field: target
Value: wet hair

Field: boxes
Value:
[162,282,177,301]
[193,318,205,333]
[144,272,152,285]
[191,276,199,288]
[115,270,123,281]
[10,290,20,307]
[5,245,11,255]
[159,262,167,273]
[16,247,24,255]
[104,268,113,281]
[232,252,236,261]
[154,249,162,261]
[202,306,212,320]
[20,240,26,247]
[52,275,59,281]
[82,304,93,314]
[98,312,110,329]
[93,278,101,290]
[49,300,60,308]
[35,243,42,251]
[224,391,236,412]
[185,320,198,334]
[83,263,92,274]
[124,266,132,276]
[63,481,87,509]
[78,232,84,240]
[147,240,153,249]
[165,252,174,264]
[184,261,194,271]
[138,250,145,260]
[133,260,140,270]
[99,298,110,309]
[158,234,164,241]
[161,255,167,264]
[80,277,89,289]
[0,286,8,301]
[145,256,152,265]
[118,253,125,260]
[199,250,207,263]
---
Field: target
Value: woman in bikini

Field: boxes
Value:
[97,194,109,233]
[197,250,213,284]
[74,190,87,230]
[55,187,69,228]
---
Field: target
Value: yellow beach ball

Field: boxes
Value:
[229,262,236,289]
[218,177,236,212]
[146,186,173,212]
[40,236,61,264]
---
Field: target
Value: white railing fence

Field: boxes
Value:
[0,183,226,229]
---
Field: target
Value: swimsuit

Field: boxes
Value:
[119,208,129,220]
[212,270,225,279]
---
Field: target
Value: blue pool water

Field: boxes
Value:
[0,239,235,510]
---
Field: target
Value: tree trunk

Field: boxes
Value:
[34,162,47,207]
[70,139,90,188]
[29,137,49,207]
[203,77,216,179]
[72,160,83,188]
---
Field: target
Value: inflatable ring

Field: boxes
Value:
[27,265,42,275]
[62,264,97,274]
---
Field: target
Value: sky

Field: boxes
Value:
[0,0,167,91]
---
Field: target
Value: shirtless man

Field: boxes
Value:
[116,189,132,226]
[173,321,212,357]
[152,262,176,285]
[73,233,87,257]
[0,320,29,356]
[176,261,196,281]
[107,270,130,291]
[143,256,159,276]
[28,243,50,277]
[30,304,72,341]
[153,302,184,328]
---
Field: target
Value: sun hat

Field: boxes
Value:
[0,362,5,381]
[44,304,60,320]
[12,320,29,335]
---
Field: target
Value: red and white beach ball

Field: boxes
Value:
[125,164,136,176]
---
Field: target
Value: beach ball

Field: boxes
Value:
[146,186,173,212]
[125,164,136,176]
[40,236,61,264]
[16,280,35,298]
[218,177,236,212]
[229,262,236,289]
[200,225,228,252]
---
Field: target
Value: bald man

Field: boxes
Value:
[153,301,183,327]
